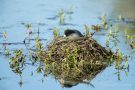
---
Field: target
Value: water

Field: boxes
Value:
[0,0,135,90]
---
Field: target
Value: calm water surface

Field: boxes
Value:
[0,0,135,90]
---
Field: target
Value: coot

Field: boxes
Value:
[64,29,83,39]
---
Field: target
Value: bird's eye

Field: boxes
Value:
[63,35,66,37]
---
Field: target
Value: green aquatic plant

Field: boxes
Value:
[91,25,101,32]
[106,29,112,47]
[25,23,32,35]
[36,66,43,73]
[118,15,124,21]
[53,27,60,38]
[58,9,65,25]
[4,49,10,56]
[124,30,135,49]
[2,31,7,50]
[99,14,108,30]
[113,48,129,80]
[8,49,25,75]
[58,25,130,82]
[1,15,133,87]
[3,42,7,50]
[90,14,110,32]
[115,49,123,64]
[25,24,32,28]
[84,25,90,36]
[35,37,42,50]
[130,42,135,49]
[3,31,7,39]
[106,26,119,48]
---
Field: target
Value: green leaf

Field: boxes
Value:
[36,67,42,73]
[124,70,128,77]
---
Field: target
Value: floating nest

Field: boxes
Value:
[39,36,114,87]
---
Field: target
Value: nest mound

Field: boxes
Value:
[39,36,114,87]
[40,36,112,62]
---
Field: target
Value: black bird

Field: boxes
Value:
[64,29,83,39]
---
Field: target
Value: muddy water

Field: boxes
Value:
[0,0,135,90]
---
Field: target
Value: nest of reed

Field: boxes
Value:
[39,36,114,87]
